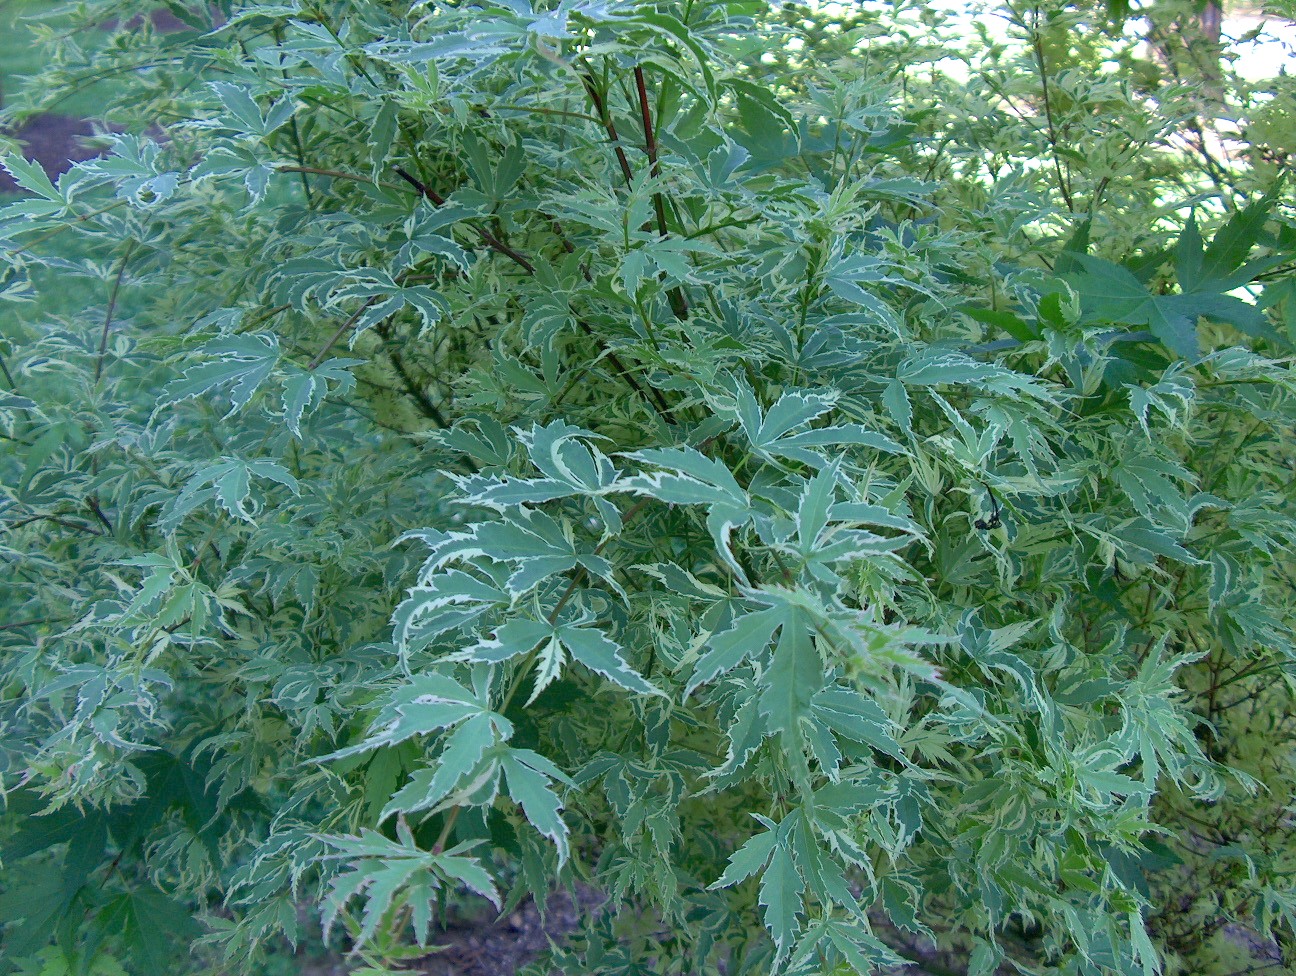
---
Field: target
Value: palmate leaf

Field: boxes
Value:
[811,687,905,762]
[728,382,904,465]
[391,567,511,657]
[0,872,80,961]
[417,509,618,598]
[499,748,575,863]
[281,359,362,437]
[1067,248,1278,358]
[0,153,65,204]
[710,815,779,888]
[897,350,1053,400]
[712,811,867,961]
[687,605,782,697]
[207,82,296,139]
[319,674,491,761]
[381,712,505,820]
[160,334,280,414]
[759,604,824,738]
[620,446,755,574]
[320,826,500,947]
[460,616,664,698]
[761,841,805,958]
[1110,445,1195,523]
[96,889,202,975]
[160,457,300,531]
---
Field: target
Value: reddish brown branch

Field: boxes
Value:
[395,166,536,274]
[632,66,689,320]
[392,166,671,416]
[581,73,635,187]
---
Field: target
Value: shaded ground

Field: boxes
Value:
[0,115,109,194]
[420,887,604,976]
[295,887,606,976]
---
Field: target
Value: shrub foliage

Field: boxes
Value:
[2,1,1295,974]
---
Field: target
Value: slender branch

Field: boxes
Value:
[5,199,129,258]
[86,496,113,531]
[0,352,18,392]
[634,67,667,232]
[393,167,671,416]
[95,239,137,382]
[6,513,102,536]
[0,618,68,632]
[373,323,454,433]
[308,296,380,369]
[273,24,314,206]
[580,70,635,187]
[492,103,601,123]
[542,212,594,283]
[392,165,446,206]
[275,164,403,192]
[394,166,536,274]
[632,65,689,320]
[1030,30,1075,212]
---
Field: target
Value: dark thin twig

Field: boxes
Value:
[95,240,138,382]
[580,71,635,187]
[272,24,314,206]
[393,166,671,416]
[632,65,689,320]
[276,164,403,192]
[1030,31,1075,212]
[6,514,102,536]
[634,67,667,232]
[86,497,113,532]
[393,167,536,274]
[308,297,380,370]
[0,618,67,632]
[373,324,453,433]
[0,352,18,392]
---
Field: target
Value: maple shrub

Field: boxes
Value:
[2,1,1296,974]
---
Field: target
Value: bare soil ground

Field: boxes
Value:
[0,115,109,194]
[293,888,605,976]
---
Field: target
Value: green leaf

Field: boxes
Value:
[1199,189,1278,286]
[760,837,804,956]
[500,749,572,863]
[97,889,200,975]
[1,153,63,202]
[382,712,501,820]
[811,687,905,761]
[1066,255,1205,357]
[710,819,778,888]
[369,98,399,180]
[687,607,781,697]
[321,674,486,760]
[758,605,824,737]
[556,623,664,697]
[161,334,280,414]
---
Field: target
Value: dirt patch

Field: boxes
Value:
[0,115,110,193]
[290,887,605,976]
[418,887,604,976]
[102,7,225,33]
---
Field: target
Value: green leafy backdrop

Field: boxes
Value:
[1,1,1294,974]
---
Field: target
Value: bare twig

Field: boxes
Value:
[95,239,138,382]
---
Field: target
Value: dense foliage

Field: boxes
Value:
[2,1,1295,974]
